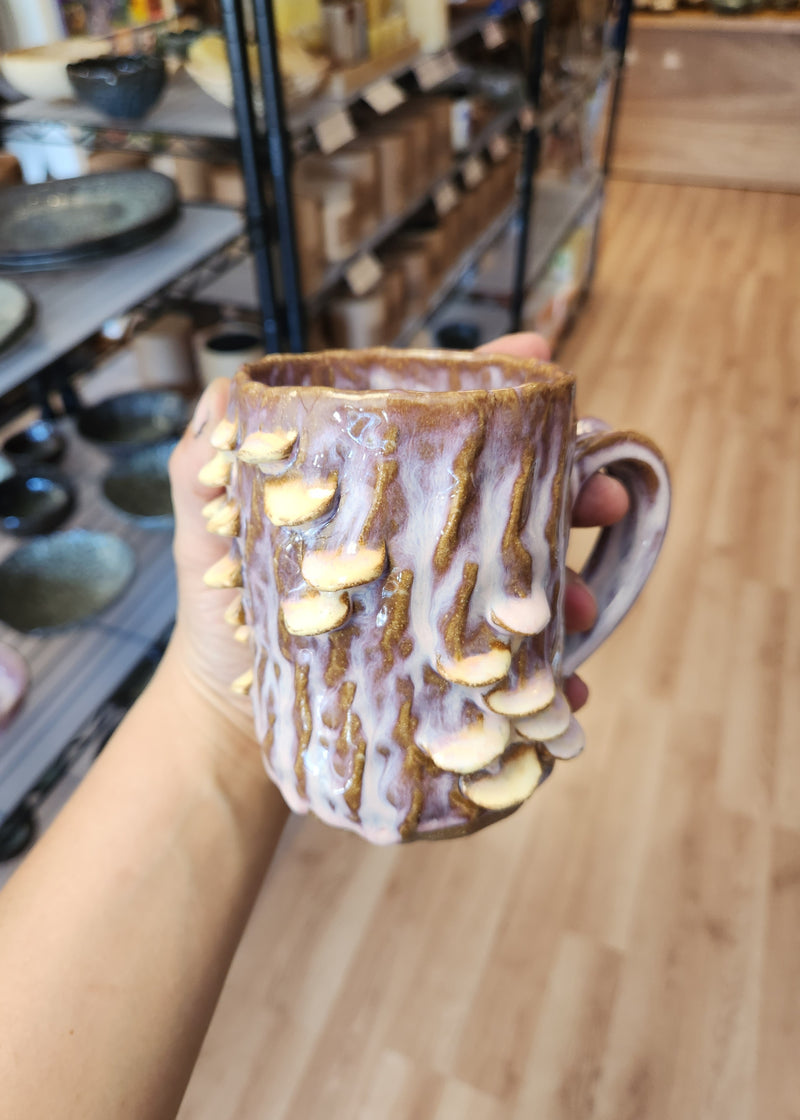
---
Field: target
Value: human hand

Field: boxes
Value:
[165,378,259,771]
[477,333,629,713]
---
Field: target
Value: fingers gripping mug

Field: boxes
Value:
[200,350,670,845]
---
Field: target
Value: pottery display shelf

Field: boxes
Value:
[0,204,244,398]
[470,171,604,301]
[0,412,177,827]
[2,3,530,158]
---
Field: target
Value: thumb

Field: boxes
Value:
[169,378,233,576]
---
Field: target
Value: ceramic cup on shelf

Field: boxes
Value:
[198,348,671,846]
[133,312,197,392]
[193,321,264,388]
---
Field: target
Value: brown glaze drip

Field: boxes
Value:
[340,693,368,819]
[501,447,535,598]
[442,561,478,660]
[394,680,430,840]
[448,781,483,825]
[293,664,312,798]
[324,625,357,688]
[360,460,399,546]
[423,664,450,696]
[433,424,485,575]
[379,568,414,671]
[440,561,500,662]
[333,682,357,754]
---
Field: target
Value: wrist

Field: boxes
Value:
[146,632,287,833]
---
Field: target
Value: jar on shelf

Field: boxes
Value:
[295,160,361,263]
[322,0,369,65]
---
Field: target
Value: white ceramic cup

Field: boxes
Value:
[193,321,264,388]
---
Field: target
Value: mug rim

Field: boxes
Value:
[238,347,575,400]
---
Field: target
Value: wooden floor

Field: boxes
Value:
[614,19,800,193]
[178,180,800,1120]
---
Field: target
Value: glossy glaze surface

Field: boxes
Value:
[208,349,670,843]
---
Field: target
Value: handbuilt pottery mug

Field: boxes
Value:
[200,349,670,844]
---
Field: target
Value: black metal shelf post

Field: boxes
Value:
[581,0,634,301]
[219,0,282,352]
[509,0,549,334]
[251,0,307,353]
[603,0,634,178]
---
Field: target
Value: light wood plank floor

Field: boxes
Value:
[178,180,800,1120]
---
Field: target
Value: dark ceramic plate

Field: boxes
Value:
[77,389,189,452]
[0,171,179,271]
[102,441,175,528]
[0,470,76,537]
[0,530,136,634]
[3,420,66,467]
[0,278,35,355]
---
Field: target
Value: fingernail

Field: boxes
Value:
[191,384,215,437]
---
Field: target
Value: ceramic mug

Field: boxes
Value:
[193,321,263,389]
[200,349,671,844]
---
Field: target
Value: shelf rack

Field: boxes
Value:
[305,98,525,311]
[471,171,604,301]
[2,2,531,158]
[0,410,177,826]
[197,54,617,331]
[394,198,520,346]
[0,205,245,398]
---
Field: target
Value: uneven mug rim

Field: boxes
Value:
[237,346,576,403]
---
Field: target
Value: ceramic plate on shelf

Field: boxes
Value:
[0,171,179,271]
[0,278,35,356]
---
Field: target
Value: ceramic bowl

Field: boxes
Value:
[0,37,109,102]
[0,530,136,634]
[435,322,481,350]
[66,54,167,120]
[0,805,36,862]
[102,442,176,528]
[77,390,189,452]
[3,420,66,467]
[0,471,75,537]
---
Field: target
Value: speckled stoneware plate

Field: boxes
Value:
[0,530,136,634]
[0,171,179,271]
[0,278,35,356]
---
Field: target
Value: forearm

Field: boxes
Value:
[0,642,287,1120]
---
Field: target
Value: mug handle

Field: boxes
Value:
[562,419,671,678]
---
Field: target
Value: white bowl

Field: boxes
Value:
[0,37,109,102]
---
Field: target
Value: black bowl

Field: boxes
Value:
[0,470,75,537]
[66,55,167,121]
[436,322,482,350]
[77,390,189,453]
[102,442,176,528]
[157,28,202,62]
[0,530,136,634]
[3,420,66,467]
